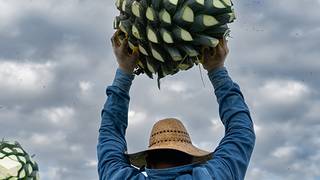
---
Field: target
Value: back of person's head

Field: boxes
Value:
[146,149,193,169]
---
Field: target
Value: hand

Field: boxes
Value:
[111,32,139,74]
[202,38,229,72]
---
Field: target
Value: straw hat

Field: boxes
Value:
[127,118,212,168]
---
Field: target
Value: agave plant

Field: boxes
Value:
[113,0,235,83]
[0,140,39,180]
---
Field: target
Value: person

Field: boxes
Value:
[97,32,256,180]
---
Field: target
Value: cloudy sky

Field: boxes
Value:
[0,0,320,179]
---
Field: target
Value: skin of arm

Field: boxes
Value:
[203,40,256,179]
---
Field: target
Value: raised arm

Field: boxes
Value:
[202,40,256,180]
[97,33,143,179]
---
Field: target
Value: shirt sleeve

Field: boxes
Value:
[97,69,143,180]
[204,67,256,180]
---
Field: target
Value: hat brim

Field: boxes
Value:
[127,142,213,168]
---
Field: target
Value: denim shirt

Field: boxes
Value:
[97,67,256,180]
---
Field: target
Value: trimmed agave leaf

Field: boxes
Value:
[213,0,226,9]
[128,36,138,52]
[185,0,205,12]
[140,56,154,79]
[132,20,146,40]
[152,0,163,11]
[131,1,144,18]
[215,10,236,23]
[138,41,150,56]
[159,9,172,25]
[122,0,134,15]
[115,0,124,10]
[193,34,219,47]
[201,0,232,15]
[204,24,230,38]
[190,14,219,32]
[150,43,167,62]
[147,25,160,43]
[113,16,121,29]
[163,0,179,14]
[119,19,132,35]
[164,46,182,61]
[146,6,157,22]
[146,57,159,74]
[178,57,194,70]
[179,45,199,57]
[221,0,233,6]
[173,5,194,26]
[160,28,174,43]
[172,25,193,41]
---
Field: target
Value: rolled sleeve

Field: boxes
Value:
[112,68,135,92]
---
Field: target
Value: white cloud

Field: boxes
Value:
[128,110,147,126]
[272,146,297,159]
[41,107,75,126]
[79,81,93,93]
[0,60,55,94]
[162,81,188,93]
[259,80,310,105]
[29,132,66,147]
[85,160,98,168]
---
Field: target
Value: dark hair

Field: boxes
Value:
[146,149,193,168]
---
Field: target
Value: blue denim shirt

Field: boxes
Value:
[97,67,255,180]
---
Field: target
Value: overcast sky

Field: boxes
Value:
[0,0,319,179]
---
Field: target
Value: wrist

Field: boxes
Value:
[118,66,134,75]
[204,63,224,73]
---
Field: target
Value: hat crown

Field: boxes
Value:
[149,118,192,148]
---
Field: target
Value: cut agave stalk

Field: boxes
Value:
[113,16,121,29]
[119,19,132,35]
[122,0,133,15]
[159,9,172,25]
[152,0,163,11]
[213,0,226,9]
[179,45,199,57]
[160,28,174,43]
[202,0,232,15]
[163,0,179,14]
[115,0,124,10]
[164,46,182,61]
[147,25,160,43]
[150,43,166,62]
[186,0,205,12]
[132,20,146,40]
[172,26,193,41]
[173,5,194,26]
[193,34,219,47]
[146,6,157,22]
[178,58,194,70]
[131,1,144,18]
[138,41,150,56]
[221,0,232,6]
[215,10,236,24]
[190,14,219,32]
[146,57,160,74]
[128,36,139,53]
[204,24,230,38]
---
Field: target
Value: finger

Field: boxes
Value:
[216,40,225,54]
[119,39,129,53]
[131,50,139,61]
[203,46,210,61]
